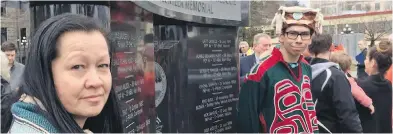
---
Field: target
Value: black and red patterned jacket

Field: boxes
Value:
[237,48,319,133]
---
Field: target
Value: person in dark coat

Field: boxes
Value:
[356,40,392,133]
[307,34,362,133]
[356,40,368,80]
[239,33,271,84]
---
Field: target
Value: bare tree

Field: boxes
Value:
[246,0,303,44]
[361,16,392,47]
[250,0,299,26]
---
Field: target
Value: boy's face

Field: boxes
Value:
[279,25,312,57]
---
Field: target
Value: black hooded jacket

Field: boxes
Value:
[356,75,392,133]
[307,57,363,133]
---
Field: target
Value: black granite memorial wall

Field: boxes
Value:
[153,16,187,133]
[153,15,239,133]
[185,26,239,133]
[109,1,155,133]
[29,1,249,133]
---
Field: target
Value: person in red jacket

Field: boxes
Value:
[237,6,323,133]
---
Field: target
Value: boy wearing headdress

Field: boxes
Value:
[237,6,323,133]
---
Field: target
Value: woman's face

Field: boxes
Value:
[51,31,111,119]
[364,52,377,75]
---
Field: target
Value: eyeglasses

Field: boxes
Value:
[285,31,312,40]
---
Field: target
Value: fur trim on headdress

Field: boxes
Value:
[271,6,324,35]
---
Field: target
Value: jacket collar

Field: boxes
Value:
[13,94,93,133]
[271,48,305,82]
[271,48,305,63]
[20,94,47,111]
[11,100,58,133]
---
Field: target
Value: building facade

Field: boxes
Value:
[322,10,392,37]
[310,0,392,16]
[309,0,392,41]
[1,1,30,62]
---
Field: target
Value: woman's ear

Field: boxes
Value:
[371,59,377,69]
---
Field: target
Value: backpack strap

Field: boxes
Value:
[314,68,333,134]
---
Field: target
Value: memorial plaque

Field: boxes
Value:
[110,1,155,133]
[185,26,239,133]
[154,24,187,133]
[153,16,239,133]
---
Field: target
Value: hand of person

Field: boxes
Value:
[368,104,375,114]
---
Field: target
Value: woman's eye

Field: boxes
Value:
[71,65,84,70]
[98,64,109,68]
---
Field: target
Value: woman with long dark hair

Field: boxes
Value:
[356,40,392,133]
[1,13,123,133]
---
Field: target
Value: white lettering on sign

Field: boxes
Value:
[150,1,241,21]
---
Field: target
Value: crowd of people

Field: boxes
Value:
[238,6,392,133]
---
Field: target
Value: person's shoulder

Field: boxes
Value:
[9,117,50,133]
[356,77,370,86]
[14,62,25,68]
[245,54,279,82]
[10,101,58,133]
[304,56,312,63]
[328,66,350,81]
[240,54,254,62]
[245,54,255,59]
[329,66,344,75]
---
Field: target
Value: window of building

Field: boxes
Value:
[323,26,330,34]
[330,8,336,15]
[1,2,5,16]
[346,4,353,10]
[356,4,361,11]
[20,28,26,45]
[363,4,371,12]
[1,28,7,44]
[321,7,326,14]
[384,2,392,10]
[375,3,380,11]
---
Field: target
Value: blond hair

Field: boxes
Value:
[330,51,352,72]
[0,51,10,81]
[253,33,271,45]
[239,41,249,47]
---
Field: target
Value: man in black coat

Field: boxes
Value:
[239,33,271,84]
[307,34,363,133]
[355,40,368,80]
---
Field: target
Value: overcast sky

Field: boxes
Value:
[298,0,310,7]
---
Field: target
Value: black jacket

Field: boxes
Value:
[1,77,13,133]
[356,75,392,133]
[307,58,363,133]
[239,54,257,84]
[1,77,10,96]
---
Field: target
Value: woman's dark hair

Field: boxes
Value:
[308,33,332,56]
[368,40,392,75]
[2,13,123,133]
